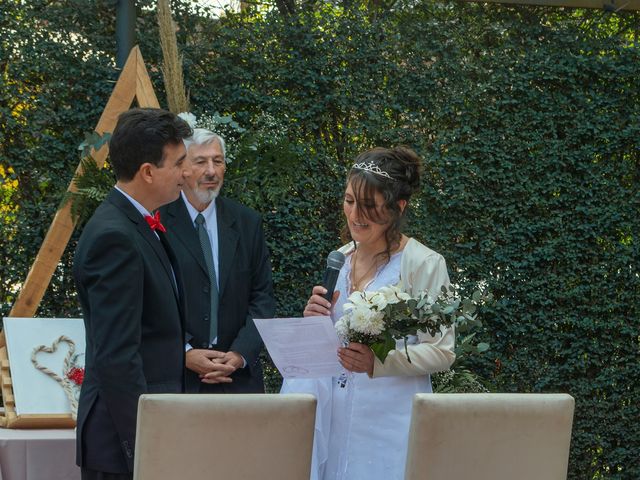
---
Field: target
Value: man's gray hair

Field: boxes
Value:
[184,128,226,158]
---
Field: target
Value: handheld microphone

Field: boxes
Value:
[322,250,346,302]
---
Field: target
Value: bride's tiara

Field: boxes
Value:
[351,161,394,180]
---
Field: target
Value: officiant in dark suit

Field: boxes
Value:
[73,108,192,480]
[160,128,275,393]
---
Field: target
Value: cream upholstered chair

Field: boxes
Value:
[133,393,316,480]
[404,393,574,480]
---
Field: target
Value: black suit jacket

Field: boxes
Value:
[160,195,275,393]
[73,189,185,474]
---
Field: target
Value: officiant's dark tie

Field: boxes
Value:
[195,213,218,342]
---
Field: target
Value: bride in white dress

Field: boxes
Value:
[281,146,455,480]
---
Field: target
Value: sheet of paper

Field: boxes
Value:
[253,316,342,378]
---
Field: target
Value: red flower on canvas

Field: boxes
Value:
[67,367,85,385]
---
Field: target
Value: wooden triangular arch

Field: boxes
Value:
[9,46,160,321]
[0,46,159,427]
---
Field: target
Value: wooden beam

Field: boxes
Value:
[464,0,640,10]
[134,47,161,108]
[8,46,160,319]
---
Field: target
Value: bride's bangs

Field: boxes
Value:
[349,171,388,225]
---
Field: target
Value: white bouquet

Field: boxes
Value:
[335,285,491,363]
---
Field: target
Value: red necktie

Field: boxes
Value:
[145,211,166,233]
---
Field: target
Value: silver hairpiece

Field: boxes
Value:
[351,161,394,180]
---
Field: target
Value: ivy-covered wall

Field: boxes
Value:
[1,1,638,478]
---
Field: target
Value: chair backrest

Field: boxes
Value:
[405,393,574,480]
[133,393,316,480]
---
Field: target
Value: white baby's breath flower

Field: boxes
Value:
[334,318,350,338]
[178,112,197,129]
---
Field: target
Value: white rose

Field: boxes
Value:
[378,286,411,305]
[369,291,389,311]
[396,291,411,301]
[376,286,402,305]
[345,291,369,310]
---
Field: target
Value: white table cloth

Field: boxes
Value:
[0,428,79,480]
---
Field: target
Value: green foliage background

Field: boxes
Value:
[1,1,638,478]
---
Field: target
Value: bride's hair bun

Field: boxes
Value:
[389,146,421,194]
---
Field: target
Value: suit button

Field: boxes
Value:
[203,315,209,322]
[203,285,209,293]
[200,342,208,349]
[122,440,133,458]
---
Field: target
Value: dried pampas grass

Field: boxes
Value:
[157,0,189,113]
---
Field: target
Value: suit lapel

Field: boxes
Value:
[107,189,178,299]
[216,197,238,298]
[164,197,209,278]
[158,231,186,322]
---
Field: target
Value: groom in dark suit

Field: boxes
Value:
[160,128,275,393]
[73,108,192,480]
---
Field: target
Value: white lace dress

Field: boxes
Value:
[281,248,440,480]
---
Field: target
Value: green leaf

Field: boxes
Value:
[370,335,396,363]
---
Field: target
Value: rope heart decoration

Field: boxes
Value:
[31,335,82,420]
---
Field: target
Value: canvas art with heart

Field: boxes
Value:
[3,317,85,417]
